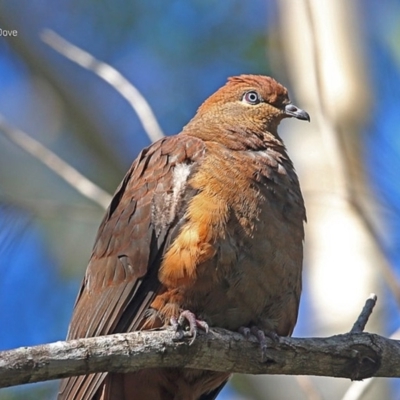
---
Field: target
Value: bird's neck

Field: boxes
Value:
[182,117,286,153]
[182,112,286,154]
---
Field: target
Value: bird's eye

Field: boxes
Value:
[242,91,261,105]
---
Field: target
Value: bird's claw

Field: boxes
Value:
[238,326,251,338]
[239,325,280,360]
[250,326,268,354]
[171,310,209,345]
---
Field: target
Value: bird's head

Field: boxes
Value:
[183,75,309,150]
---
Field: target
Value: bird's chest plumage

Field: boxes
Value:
[159,143,305,335]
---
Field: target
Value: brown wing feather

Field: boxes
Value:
[58,134,205,400]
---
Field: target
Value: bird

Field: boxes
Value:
[58,74,309,400]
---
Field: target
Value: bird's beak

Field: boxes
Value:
[284,104,310,122]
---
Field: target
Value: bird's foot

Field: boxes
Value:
[171,310,209,345]
[238,325,280,360]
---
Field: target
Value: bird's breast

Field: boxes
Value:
[159,143,305,334]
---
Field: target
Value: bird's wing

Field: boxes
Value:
[58,134,206,400]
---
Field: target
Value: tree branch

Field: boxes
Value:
[350,293,377,334]
[0,114,112,209]
[1,328,399,389]
[41,29,165,143]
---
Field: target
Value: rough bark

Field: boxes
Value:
[1,328,399,389]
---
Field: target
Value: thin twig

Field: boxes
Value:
[350,294,378,334]
[0,114,111,209]
[41,29,164,143]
